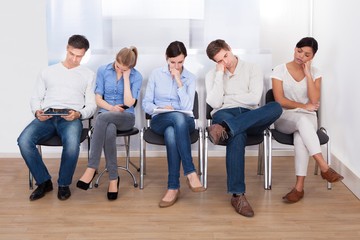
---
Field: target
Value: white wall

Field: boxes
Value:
[1,1,360,189]
[0,0,48,156]
[313,0,360,179]
[259,0,311,67]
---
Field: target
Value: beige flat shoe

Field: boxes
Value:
[186,178,206,192]
[159,190,180,208]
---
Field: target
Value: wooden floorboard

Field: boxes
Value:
[0,156,359,239]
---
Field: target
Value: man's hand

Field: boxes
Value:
[35,110,52,121]
[62,110,80,121]
[216,63,225,73]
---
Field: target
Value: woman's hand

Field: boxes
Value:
[302,60,312,78]
[110,105,125,112]
[170,68,183,88]
[303,102,320,111]
[162,105,174,110]
[123,69,131,81]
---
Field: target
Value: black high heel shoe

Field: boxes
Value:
[107,176,120,200]
[76,171,97,190]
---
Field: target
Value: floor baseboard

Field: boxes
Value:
[331,154,360,199]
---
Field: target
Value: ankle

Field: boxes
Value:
[320,166,330,173]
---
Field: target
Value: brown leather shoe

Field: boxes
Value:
[321,167,344,183]
[186,178,206,192]
[208,124,228,145]
[231,194,254,217]
[283,188,304,203]
[159,190,180,208]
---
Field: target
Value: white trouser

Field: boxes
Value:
[274,109,321,176]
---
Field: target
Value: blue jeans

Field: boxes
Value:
[17,117,83,187]
[151,112,196,190]
[212,102,282,194]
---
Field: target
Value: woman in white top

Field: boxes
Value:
[271,37,343,203]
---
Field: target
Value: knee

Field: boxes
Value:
[172,113,187,129]
[268,101,283,117]
[62,128,81,149]
[164,127,176,145]
[296,116,314,130]
[17,130,34,149]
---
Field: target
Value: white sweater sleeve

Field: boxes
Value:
[205,70,225,109]
[30,70,46,115]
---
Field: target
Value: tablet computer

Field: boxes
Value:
[40,109,70,116]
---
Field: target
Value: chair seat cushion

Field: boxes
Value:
[144,128,200,145]
[117,127,139,137]
[38,129,89,146]
[271,129,329,145]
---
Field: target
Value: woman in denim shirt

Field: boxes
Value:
[77,47,142,200]
[142,41,205,208]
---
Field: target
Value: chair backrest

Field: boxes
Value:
[266,89,275,104]
[146,91,199,120]
[206,103,213,120]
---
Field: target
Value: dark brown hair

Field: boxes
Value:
[166,41,187,58]
[206,39,230,61]
[296,37,318,55]
[68,35,90,51]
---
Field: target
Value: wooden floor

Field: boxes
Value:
[0,156,359,240]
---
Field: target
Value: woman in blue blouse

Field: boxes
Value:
[142,41,205,208]
[77,47,142,200]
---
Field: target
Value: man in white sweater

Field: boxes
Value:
[18,35,96,201]
[205,39,282,217]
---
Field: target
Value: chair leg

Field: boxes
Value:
[140,128,145,189]
[257,141,264,175]
[198,128,204,185]
[267,130,272,190]
[94,168,107,188]
[263,130,268,190]
[319,127,332,190]
[203,128,208,189]
[327,138,332,190]
[119,136,138,187]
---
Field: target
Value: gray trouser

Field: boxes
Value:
[274,109,321,176]
[88,111,135,180]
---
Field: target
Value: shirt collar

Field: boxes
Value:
[225,56,243,77]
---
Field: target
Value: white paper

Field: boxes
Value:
[153,109,194,117]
